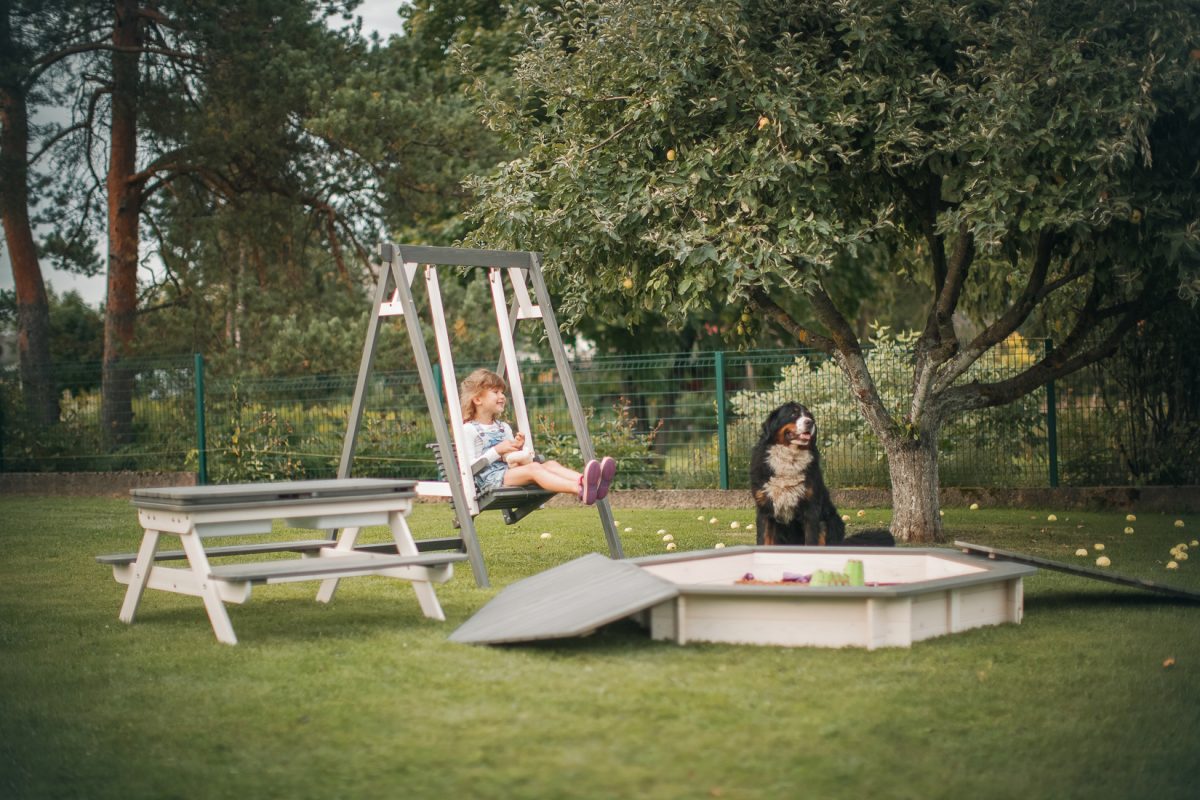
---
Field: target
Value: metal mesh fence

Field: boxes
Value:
[0,355,196,473]
[2,340,1195,488]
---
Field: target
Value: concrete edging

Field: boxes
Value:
[2,472,1196,512]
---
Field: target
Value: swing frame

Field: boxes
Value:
[337,244,624,587]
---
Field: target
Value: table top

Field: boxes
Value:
[131,479,418,510]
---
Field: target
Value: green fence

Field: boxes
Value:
[2,341,1194,488]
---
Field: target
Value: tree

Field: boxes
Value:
[1,0,64,425]
[467,0,1200,541]
[4,1,371,443]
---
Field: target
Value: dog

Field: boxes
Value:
[750,402,893,547]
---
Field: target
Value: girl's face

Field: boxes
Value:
[473,386,506,419]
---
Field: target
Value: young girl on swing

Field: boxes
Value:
[460,368,616,504]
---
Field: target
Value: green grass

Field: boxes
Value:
[2,497,1198,799]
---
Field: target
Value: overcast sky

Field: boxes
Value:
[0,1,408,308]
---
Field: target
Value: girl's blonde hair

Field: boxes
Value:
[460,368,507,421]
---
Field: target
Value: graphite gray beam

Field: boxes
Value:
[527,252,625,559]
[389,255,491,587]
[394,244,536,271]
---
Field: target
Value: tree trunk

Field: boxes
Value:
[100,0,142,446]
[0,5,58,425]
[885,433,944,543]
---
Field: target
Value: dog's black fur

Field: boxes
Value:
[750,402,894,547]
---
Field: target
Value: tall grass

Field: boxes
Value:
[2,498,1198,799]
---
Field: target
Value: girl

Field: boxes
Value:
[459,368,616,504]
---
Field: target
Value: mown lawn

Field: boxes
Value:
[1,496,1197,799]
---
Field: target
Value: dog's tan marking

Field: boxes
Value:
[762,444,814,523]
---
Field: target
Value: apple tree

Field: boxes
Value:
[466,0,1200,541]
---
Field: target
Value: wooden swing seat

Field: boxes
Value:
[427,443,554,525]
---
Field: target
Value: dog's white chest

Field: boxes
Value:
[763,445,814,522]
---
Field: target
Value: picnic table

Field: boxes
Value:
[99,478,466,644]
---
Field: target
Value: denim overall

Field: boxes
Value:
[471,422,509,492]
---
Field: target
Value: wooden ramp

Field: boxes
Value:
[449,554,678,645]
[956,541,1200,602]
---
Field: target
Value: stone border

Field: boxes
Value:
[0,471,197,497]
[2,472,1196,513]
[543,486,1200,512]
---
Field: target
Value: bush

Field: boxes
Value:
[728,326,1045,488]
[534,398,662,489]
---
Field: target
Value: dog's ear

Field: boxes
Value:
[761,405,783,437]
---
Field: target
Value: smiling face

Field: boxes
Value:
[767,403,816,449]
[473,386,507,421]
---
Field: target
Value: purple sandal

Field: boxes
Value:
[595,457,617,501]
[579,460,601,505]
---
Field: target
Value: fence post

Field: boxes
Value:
[1044,339,1059,488]
[193,353,208,485]
[715,351,729,490]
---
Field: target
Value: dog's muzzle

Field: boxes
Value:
[784,417,815,447]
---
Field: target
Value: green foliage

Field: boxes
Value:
[465,0,1183,316]
[202,404,308,484]
[464,0,1200,535]
[1084,303,1200,485]
[730,327,1045,485]
[534,398,662,488]
[0,383,194,472]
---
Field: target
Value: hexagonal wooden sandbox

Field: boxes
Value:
[628,547,1035,649]
[450,547,1036,650]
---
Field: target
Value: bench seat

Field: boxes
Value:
[477,486,554,524]
[97,536,467,567]
[208,552,468,584]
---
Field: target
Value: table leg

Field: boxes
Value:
[118,529,161,624]
[391,510,445,620]
[315,527,360,603]
[178,532,239,645]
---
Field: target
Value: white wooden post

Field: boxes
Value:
[488,268,534,457]
[425,266,480,516]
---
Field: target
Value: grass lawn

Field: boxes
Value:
[1,495,1198,799]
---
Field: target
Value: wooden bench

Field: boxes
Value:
[103,479,460,644]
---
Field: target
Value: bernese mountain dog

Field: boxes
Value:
[750,402,894,547]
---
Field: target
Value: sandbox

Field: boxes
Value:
[628,547,1035,650]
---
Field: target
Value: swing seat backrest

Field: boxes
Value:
[426,443,554,525]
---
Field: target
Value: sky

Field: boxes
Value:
[0,1,409,308]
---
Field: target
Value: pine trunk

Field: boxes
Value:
[1,9,58,425]
[885,434,944,543]
[100,0,141,446]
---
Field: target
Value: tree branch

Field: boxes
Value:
[939,281,1168,415]
[30,42,203,85]
[932,225,973,343]
[933,230,1076,394]
[127,147,189,187]
[27,121,89,166]
[807,283,901,442]
[748,287,835,353]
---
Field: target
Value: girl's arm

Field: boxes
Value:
[464,423,500,467]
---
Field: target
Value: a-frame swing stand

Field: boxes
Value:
[337,244,624,587]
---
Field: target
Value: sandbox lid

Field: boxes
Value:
[956,540,1200,601]
[449,553,679,645]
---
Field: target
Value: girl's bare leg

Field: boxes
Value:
[503,462,581,495]
[538,460,582,483]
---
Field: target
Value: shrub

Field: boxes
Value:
[534,398,662,489]
[728,326,1044,487]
